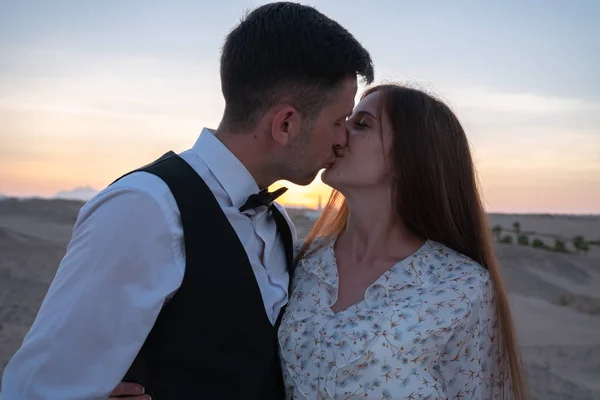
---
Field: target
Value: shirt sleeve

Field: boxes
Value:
[0,186,185,400]
[439,273,509,399]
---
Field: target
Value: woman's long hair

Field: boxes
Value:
[296,84,527,399]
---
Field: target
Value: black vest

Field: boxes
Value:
[112,151,295,399]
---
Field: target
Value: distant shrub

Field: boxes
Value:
[588,240,600,247]
[581,242,590,254]
[501,235,513,244]
[532,239,547,249]
[492,225,502,242]
[554,239,569,253]
[573,236,585,253]
[572,236,592,255]
[512,221,521,235]
[518,235,529,246]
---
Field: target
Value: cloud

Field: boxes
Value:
[444,87,600,115]
[0,49,225,127]
[54,186,99,201]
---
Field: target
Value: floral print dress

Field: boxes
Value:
[278,239,508,399]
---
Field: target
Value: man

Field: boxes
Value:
[0,2,374,399]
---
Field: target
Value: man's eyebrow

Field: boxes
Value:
[340,108,353,119]
[337,109,353,120]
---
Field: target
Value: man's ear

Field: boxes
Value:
[271,106,301,145]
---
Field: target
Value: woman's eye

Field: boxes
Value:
[354,117,368,127]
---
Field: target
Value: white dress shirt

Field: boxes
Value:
[0,128,295,400]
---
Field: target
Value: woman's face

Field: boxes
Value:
[322,91,394,191]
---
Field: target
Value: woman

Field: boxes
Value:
[111,84,527,399]
[277,84,526,399]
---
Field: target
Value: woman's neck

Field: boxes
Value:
[340,188,424,265]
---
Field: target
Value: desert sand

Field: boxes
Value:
[1,198,599,399]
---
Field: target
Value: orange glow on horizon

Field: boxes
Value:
[1,78,598,214]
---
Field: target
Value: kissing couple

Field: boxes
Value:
[2,2,527,399]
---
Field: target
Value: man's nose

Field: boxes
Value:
[334,126,349,147]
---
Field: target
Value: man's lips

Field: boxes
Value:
[323,156,337,168]
[333,147,346,158]
[323,147,346,169]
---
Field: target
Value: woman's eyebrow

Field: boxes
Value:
[353,110,376,118]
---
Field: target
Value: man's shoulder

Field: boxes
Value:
[77,172,174,228]
[108,169,173,202]
[100,148,207,205]
[82,149,201,219]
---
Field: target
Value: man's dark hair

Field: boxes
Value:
[219,2,374,131]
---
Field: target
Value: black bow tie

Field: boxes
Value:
[239,187,288,212]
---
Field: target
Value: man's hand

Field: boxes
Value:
[108,382,149,399]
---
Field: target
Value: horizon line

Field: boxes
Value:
[1,194,598,217]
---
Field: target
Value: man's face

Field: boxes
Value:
[282,76,358,186]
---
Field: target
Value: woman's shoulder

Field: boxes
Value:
[425,240,491,286]
[419,241,495,321]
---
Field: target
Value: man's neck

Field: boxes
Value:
[214,129,275,189]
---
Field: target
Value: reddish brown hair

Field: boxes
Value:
[297,84,527,399]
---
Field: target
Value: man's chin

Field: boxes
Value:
[287,172,319,187]
[286,165,334,186]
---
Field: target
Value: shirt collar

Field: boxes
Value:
[192,128,260,210]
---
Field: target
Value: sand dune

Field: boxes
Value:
[1,198,599,399]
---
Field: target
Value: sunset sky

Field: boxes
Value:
[1,0,599,213]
